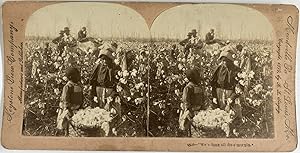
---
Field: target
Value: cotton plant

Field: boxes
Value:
[24,39,273,138]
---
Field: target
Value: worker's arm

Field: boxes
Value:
[61,84,72,110]
[182,85,193,111]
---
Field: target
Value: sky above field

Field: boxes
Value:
[26,3,150,39]
[26,3,273,40]
[151,4,274,40]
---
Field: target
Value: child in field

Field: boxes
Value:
[179,68,205,137]
[211,50,240,110]
[56,67,83,136]
[210,50,243,137]
[89,48,122,136]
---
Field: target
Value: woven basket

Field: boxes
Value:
[69,123,108,137]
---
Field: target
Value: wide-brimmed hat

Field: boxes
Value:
[64,27,70,32]
[59,30,65,35]
[99,48,115,60]
[219,50,236,62]
[191,29,197,34]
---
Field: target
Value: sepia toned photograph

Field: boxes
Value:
[1,1,298,151]
[22,3,273,138]
[23,2,151,137]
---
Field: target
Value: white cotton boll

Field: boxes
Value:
[135,82,143,89]
[54,88,60,95]
[212,98,218,104]
[116,85,123,92]
[120,78,127,84]
[106,97,113,103]
[133,68,138,73]
[184,78,189,83]
[234,60,239,66]
[63,76,68,81]
[30,100,37,105]
[110,108,116,114]
[41,103,46,109]
[123,70,129,77]
[256,121,261,126]
[252,100,258,106]
[158,103,165,109]
[95,59,101,65]
[213,51,219,56]
[227,98,233,104]
[112,128,117,136]
[93,97,98,103]
[178,63,183,70]
[175,89,180,97]
[114,59,120,65]
[229,110,235,116]
[249,71,255,78]
[56,79,62,84]
[239,80,245,86]
[117,71,122,77]
[237,72,242,78]
[131,71,137,77]
[54,62,59,69]
[57,57,62,61]
[130,91,135,96]
[232,54,236,59]
[253,84,263,95]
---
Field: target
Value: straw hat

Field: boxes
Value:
[99,48,115,60]
[219,50,236,62]
[191,29,197,34]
